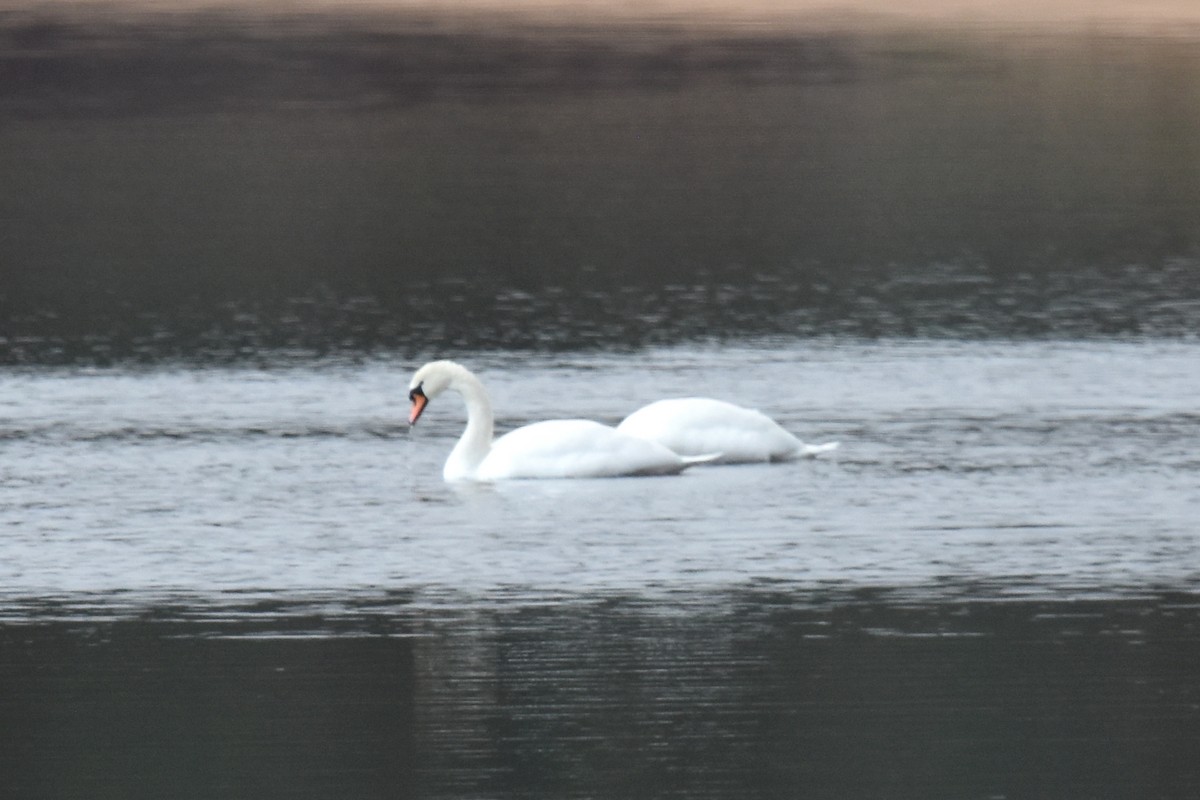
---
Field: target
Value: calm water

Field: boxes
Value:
[4,5,1200,798]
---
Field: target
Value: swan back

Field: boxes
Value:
[617,397,804,463]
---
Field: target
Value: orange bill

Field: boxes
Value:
[408,390,428,425]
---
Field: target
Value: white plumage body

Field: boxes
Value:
[476,419,710,481]
[618,397,838,464]
[408,361,713,482]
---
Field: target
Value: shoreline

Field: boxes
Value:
[3,3,1198,119]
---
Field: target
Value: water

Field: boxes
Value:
[4,4,1200,798]
[2,341,1199,601]
[3,342,1200,797]
[4,10,1200,361]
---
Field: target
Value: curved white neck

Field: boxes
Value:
[443,368,495,481]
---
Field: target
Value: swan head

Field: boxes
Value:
[407,360,467,425]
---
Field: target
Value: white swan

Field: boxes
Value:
[407,361,716,481]
[617,397,839,464]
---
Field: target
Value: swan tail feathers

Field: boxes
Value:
[798,441,839,457]
[681,452,723,467]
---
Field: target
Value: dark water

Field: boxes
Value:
[3,8,1200,363]
[3,342,1199,798]
[4,591,1200,800]
[3,6,1200,798]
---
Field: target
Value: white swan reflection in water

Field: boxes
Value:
[407,360,836,482]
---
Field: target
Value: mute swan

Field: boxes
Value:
[407,361,716,481]
[617,397,839,464]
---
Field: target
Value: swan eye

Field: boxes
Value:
[408,383,425,402]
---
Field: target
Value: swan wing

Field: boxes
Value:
[618,397,812,463]
[477,419,695,480]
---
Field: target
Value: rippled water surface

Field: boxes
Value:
[3,341,1200,798]
[2,341,1199,603]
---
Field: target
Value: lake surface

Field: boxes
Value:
[3,341,1199,600]
[4,5,1200,798]
[4,8,1200,358]
[3,341,1200,798]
